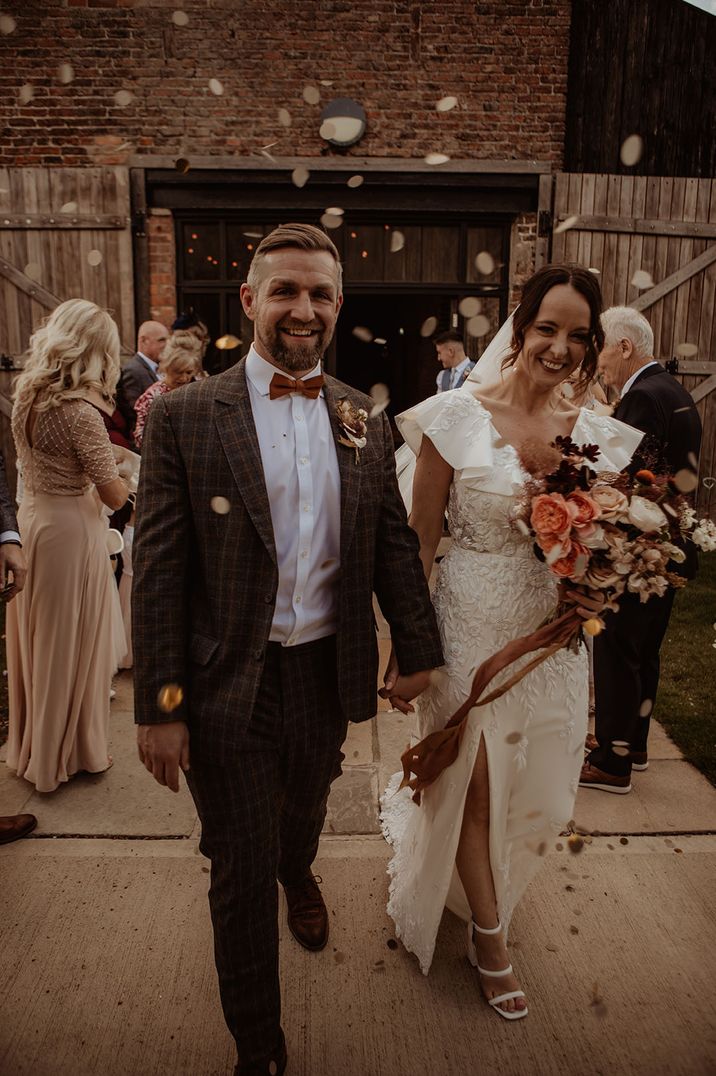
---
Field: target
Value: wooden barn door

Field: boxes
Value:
[0,166,135,493]
[549,174,716,518]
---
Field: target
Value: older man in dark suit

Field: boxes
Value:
[580,306,702,795]
[133,224,443,1075]
[0,449,35,844]
[116,320,168,433]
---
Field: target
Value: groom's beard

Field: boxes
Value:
[258,321,333,373]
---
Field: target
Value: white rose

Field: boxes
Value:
[693,523,716,552]
[627,496,668,533]
[591,484,629,521]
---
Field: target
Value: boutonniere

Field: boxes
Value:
[336,397,368,463]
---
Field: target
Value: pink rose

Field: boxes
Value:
[566,491,601,526]
[591,485,629,521]
[531,493,571,539]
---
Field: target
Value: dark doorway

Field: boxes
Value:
[334,292,453,433]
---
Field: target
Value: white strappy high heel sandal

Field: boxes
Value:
[467,919,528,1021]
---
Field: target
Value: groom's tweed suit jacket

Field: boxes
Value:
[132,358,443,765]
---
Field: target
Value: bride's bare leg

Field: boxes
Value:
[455,738,527,1015]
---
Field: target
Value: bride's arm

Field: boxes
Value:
[409,436,453,581]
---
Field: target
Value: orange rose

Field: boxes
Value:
[566,491,601,525]
[550,539,589,580]
[531,493,571,539]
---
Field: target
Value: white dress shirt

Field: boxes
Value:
[245,346,341,646]
[436,356,473,392]
[621,360,659,398]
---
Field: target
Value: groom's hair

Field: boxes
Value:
[504,264,604,393]
[246,223,343,291]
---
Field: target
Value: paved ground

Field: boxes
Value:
[2,661,716,1075]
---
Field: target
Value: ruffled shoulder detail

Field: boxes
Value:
[573,409,643,472]
[395,388,499,484]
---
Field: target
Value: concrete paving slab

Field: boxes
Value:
[575,759,716,835]
[2,835,715,1076]
[341,718,375,766]
[325,767,380,835]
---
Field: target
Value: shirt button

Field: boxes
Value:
[303,504,311,513]
[299,457,308,465]
[300,550,308,559]
[264,594,273,603]
[295,595,302,604]
[296,415,304,422]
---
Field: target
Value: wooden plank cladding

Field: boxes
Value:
[0,166,134,361]
[565,0,716,178]
[552,172,716,517]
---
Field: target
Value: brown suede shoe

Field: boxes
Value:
[579,762,631,794]
[234,1030,287,1075]
[284,874,328,951]
[0,814,37,845]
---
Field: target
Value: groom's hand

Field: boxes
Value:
[137,721,190,793]
[379,669,432,715]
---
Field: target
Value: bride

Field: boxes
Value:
[381,265,642,1019]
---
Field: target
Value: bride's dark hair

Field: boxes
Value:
[503,264,604,393]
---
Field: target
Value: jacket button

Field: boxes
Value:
[254,649,263,661]
[264,594,273,604]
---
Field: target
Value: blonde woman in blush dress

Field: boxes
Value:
[6,300,129,792]
[381,266,643,1019]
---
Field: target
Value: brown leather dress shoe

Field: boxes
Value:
[579,761,631,794]
[234,1030,287,1075]
[283,874,328,951]
[0,813,37,845]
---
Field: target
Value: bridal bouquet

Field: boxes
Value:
[400,437,715,804]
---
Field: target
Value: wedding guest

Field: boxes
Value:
[381,266,642,1019]
[116,321,168,431]
[133,223,442,1075]
[6,299,129,793]
[172,311,211,377]
[581,306,702,793]
[133,339,198,449]
[560,369,609,410]
[434,330,475,392]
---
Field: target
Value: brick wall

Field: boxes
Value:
[146,209,176,327]
[0,0,571,167]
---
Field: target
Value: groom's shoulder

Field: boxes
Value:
[324,373,373,411]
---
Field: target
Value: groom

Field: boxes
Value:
[132,223,443,1075]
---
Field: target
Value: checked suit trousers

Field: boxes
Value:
[186,635,348,1063]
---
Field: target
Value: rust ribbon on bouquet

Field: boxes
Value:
[399,607,582,805]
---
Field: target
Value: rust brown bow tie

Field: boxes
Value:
[268,372,324,400]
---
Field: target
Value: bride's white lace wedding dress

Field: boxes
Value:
[380,388,642,975]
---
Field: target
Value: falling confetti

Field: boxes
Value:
[458,296,482,318]
[319,120,337,140]
[424,152,450,166]
[369,383,390,417]
[60,201,77,214]
[474,251,495,275]
[175,157,191,174]
[619,837,629,846]
[215,335,240,350]
[673,468,698,493]
[420,316,438,337]
[352,325,373,343]
[277,108,291,127]
[57,63,75,85]
[554,215,579,235]
[23,263,41,281]
[0,14,16,33]
[620,134,643,167]
[18,84,33,105]
[582,618,604,637]
[208,78,223,96]
[320,212,343,230]
[389,230,405,253]
[588,267,601,275]
[505,731,521,744]
[374,337,387,346]
[157,683,184,713]
[631,269,654,290]
[325,206,344,216]
[567,833,585,855]
[171,10,189,26]
[347,175,364,188]
[87,249,103,266]
[675,342,698,358]
[303,85,320,105]
[291,166,310,189]
[113,90,133,108]
[210,496,232,515]
[436,95,458,112]
[466,314,490,338]
[319,79,334,86]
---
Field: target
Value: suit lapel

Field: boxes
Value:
[214,360,277,564]
[323,378,362,558]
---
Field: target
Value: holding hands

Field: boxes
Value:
[379,648,434,715]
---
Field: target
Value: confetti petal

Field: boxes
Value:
[277,108,291,128]
[458,296,482,318]
[352,326,374,344]
[87,249,103,267]
[291,166,310,189]
[639,699,653,718]
[24,262,41,281]
[369,400,390,418]
[210,496,231,514]
[474,251,495,275]
[113,90,133,108]
[675,342,698,358]
[370,382,390,403]
[57,63,75,85]
[215,335,240,350]
[673,468,698,493]
[631,269,654,290]
[303,85,320,105]
[209,78,223,96]
[157,683,184,712]
[505,731,521,744]
[175,157,191,174]
[325,206,344,216]
[466,314,490,338]
[389,230,405,253]
[347,174,364,188]
[373,337,387,346]
[319,120,337,140]
[18,83,33,105]
[320,212,343,230]
[436,95,458,112]
[611,740,630,757]
[424,152,450,166]
[620,134,643,167]
[554,214,579,234]
[60,201,77,214]
[171,10,189,26]
[0,14,16,34]
[420,316,438,337]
